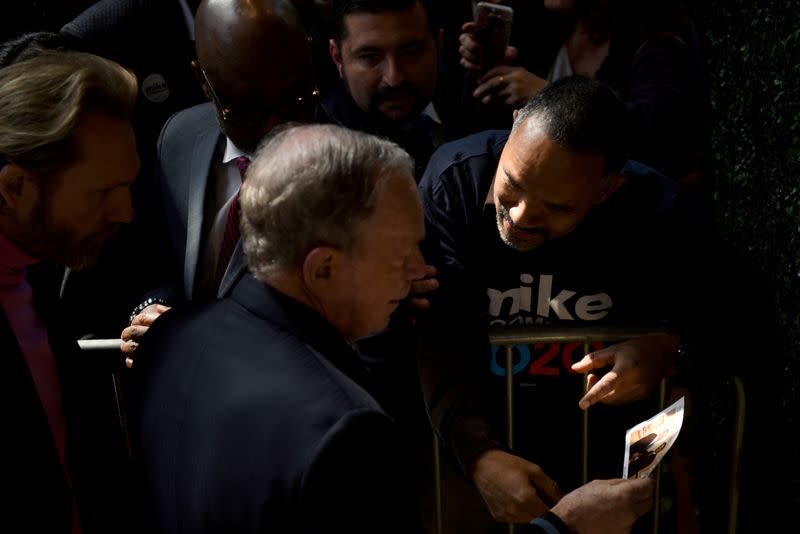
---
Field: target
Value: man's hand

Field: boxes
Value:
[471,449,563,523]
[572,334,678,410]
[551,477,655,534]
[408,264,438,311]
[473,66,547,107]
[458,22,518,71]
[120,303,171,365]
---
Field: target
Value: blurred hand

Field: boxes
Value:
[471,449,563,523]
[552,477,655,534]
[120,303,171,366]
[473,65,548,108]
[572,334,678,410]
[459,22,518,71]
[408,264,438,311]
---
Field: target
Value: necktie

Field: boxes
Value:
[212,155,250,290]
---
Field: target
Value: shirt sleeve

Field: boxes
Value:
[416,163,505,475]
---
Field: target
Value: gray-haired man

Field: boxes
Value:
[133,123,653,533]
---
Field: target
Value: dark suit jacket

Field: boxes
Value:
[1,264,134,533]
[133,274,424,533]
[146,102,246,306]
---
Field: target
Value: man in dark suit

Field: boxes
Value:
[135,123,655,533]
[121,0,318,356]
[132,123,427,532]
[0,50,140,533]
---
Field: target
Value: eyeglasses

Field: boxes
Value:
[198,64,319,126]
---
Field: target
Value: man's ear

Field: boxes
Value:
[595,171,626,205]
[329,39,344,78]
[302,245,338,294]
[0,163,36,214]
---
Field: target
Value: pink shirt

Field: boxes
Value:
[0,231,80,532]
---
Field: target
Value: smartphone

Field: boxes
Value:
[473,2,514,70]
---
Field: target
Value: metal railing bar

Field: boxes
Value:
[653,380,667,534]
[76,339,132,471]
[729,377,745,534]
[78,338,122,351]
[582,341,590,486]
[486,325,681,534]
[505,345,516,534]
[111,369,132,462]
[488,325,676,345]
[505,345,515,450]
[433,431,443,534]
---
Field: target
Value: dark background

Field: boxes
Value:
[703,0,799,527]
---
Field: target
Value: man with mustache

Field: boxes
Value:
[417,75,713,525]
[323,4,443,508]
[325,0,444,177]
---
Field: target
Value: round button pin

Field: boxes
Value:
[142,73,170,103]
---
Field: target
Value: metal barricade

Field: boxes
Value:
[78,331,746,534]
[432,325,746,534]
[77,338,132,461]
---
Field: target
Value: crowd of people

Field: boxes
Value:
[1,1,750,533]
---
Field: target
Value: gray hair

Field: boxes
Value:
[0,50,137,175]
[240,123,414,278]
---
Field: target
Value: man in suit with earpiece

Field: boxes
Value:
[121,0,320,357]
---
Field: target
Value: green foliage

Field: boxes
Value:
[706,0,799,518]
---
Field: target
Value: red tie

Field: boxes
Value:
[213,156,250,290]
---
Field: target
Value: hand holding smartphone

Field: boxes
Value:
[473,1,514,70]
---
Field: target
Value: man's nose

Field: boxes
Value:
[406,246,427,280]
[508,198,542,229]
[383,55,405,87]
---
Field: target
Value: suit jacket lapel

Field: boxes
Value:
[217,239,246,298]
[184,128,222,299]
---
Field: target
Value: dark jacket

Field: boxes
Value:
[133,273,567,533]
[1,263,133,533]
[133,274,424,533]
[416,130,714,488]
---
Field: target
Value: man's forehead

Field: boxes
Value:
[503,128,605,187]
[215,41,312,101]
[503,125,554,172]
[342,3,431,45]
[65,112,139,187]
[510,113,549,144]
[200,9,310,81]
[372,174,422,220]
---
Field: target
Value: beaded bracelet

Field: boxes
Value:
[129,297,169,326]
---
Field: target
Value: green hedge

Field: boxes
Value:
[706,0,799,518]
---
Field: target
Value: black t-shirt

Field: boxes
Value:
[417,130,709,489]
